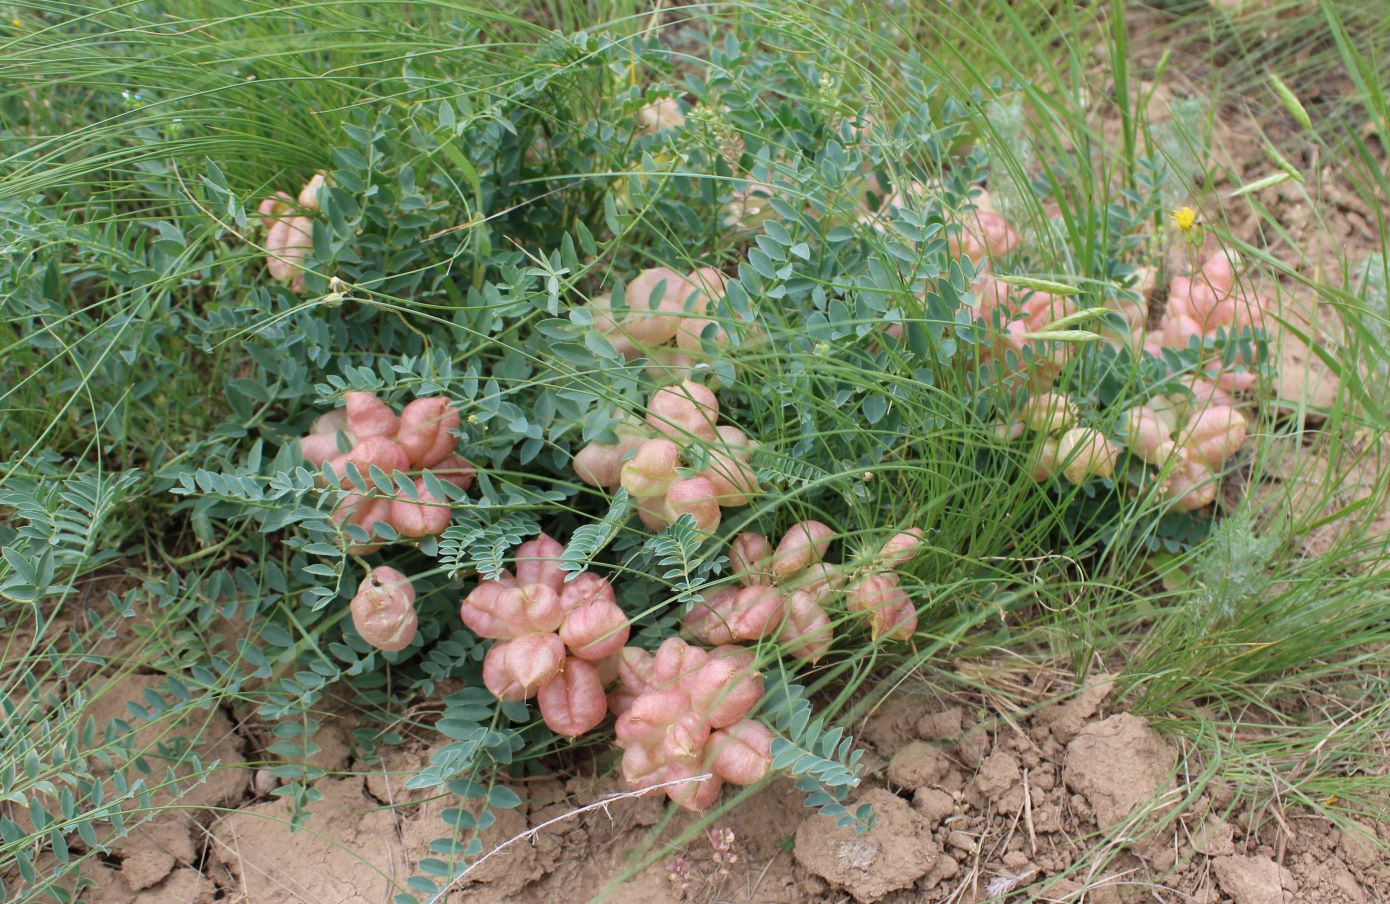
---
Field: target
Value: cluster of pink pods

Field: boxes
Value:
[299,391,473,552]
[1015,389,1248,512]
[573,380,759,534]
[1123,398,1247,512]
[1147,251,1268,412]
[585,266,734,374]
[685,521,841,662]
[460,533,630,736]
[258,172,326,292]
[611,638,773,810]
[685,522,926,661]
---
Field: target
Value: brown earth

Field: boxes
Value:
[16,668,1390,904]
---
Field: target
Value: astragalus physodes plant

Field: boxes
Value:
[130,11,1311,899]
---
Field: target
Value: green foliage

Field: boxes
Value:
[761,680,871,831]
[4,0,1388,900]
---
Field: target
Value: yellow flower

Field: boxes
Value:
[1171,206,1198,232]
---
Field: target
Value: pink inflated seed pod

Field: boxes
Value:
[1181,375,1237,414]
[847,573,916,640]
[726,584,787,641]
[573,416,649,490]
[557,570,616,613]
[708,720,773,786]
[974,209,1021,258]
[388,478,452,537]
[1179,405,1247,470]
[636,98,684,134]
[297,172,328,210]
[698,435,760,506]
[344,392,399,439]
[299,432,345,467]
[620,741,668,790]
[432,454,476,492]
[1161,310,1204,349]
[646,380,720,443]
[663,477,722,533]
[1201,251,1236,296]
[788,561,845,602]
[878,528,925,568]
[1056,428,1118,485]
[620,439,681,499]
[1164,457,1218,513]
[1028,437,1061,482]
[778,590,833,662]
[504,583,567,636]
[513,533,566,594]
[650,636,710,686]
[620,267,687,346]
[482,634,567,700]
[877,597,918,641]
[665,711,713,765]
[537,658,608,736]
[588,292,639,359]
[264,214,313,290]
[350,567,418,652]
[1124,406,1179,466]
[771,520,834,580]
[457,578,517,639]
[258,191,293,228]
[326,436,410,487]
[1209,367,1257,395]
[678,267,727,314]
[1020,292,1077,332]
[684,587,741,646]
[615,688,685,747]
[728,533,773,585]
[397,397,460,469]
[615,646,658,696]
[664,764,723,812]
[635,494,672,531]
[559,595,630,661]
[690,657,764,729]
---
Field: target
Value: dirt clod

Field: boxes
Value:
[1212,854,1290,904]
[793,788,939,903]
[971,750,1021,802]
[911,787,955,826]
[886,741,950,789]
[915,707,963,742]
[1063,713,1175,829]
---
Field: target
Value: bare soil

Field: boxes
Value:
[42,668,1390,903]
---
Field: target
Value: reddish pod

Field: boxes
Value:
[388,479,451,537]
[646,380,720,443]
[846,572,917,641]
[483,634,567,700]
[300,407,352,467]
[537,658,609,736]
[258,172,327,292]
[397,397,461,469]
[1178,405,1247,471]
[686,521,845,662]
[636,98,684,134]
[1123,406,1179,467]
[573,416,648,490]
[350,567,418,652]
[1056,428,1118,485]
